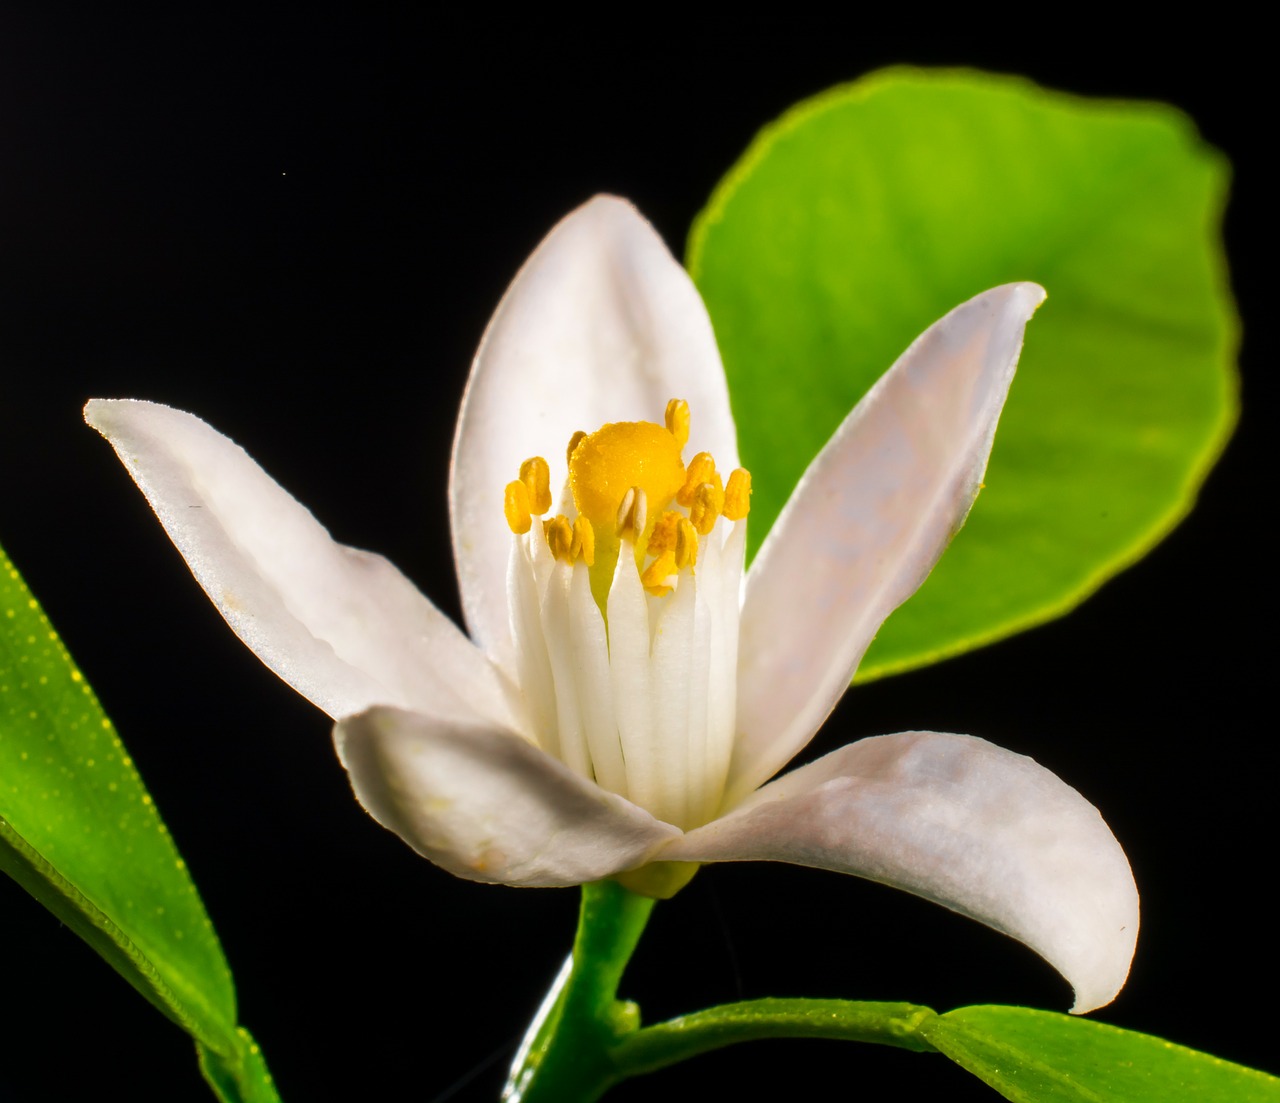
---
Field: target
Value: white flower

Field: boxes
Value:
[86,196,1137,1013]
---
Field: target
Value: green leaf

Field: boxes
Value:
[0,543,278,1102]
[922,1005,1280,1103]
[688,67,1236,680]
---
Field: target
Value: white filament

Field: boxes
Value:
[507,513,746,830]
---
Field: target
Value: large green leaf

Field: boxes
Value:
[922,1005,1279,1102]
[688,68,1236,680]
[0,543,277,1103]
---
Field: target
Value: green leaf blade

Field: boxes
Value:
[688,67,1236,680]
[0,543,237,1056]
[922,1005,1280,1103]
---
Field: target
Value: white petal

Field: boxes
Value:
[729,284,1046,801]
[334,706,681,886]
[86,399,518,728]
[672,731,1138,1014]
[450,196,738,671]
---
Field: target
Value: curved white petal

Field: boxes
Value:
[672,731,1137,1014]
[334,706,682,886]
[86,399,518,729]
[729,284,1046,801]
[451,196,738,671]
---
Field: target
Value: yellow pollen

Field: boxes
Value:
[664,398,690,448]
[519,457,552,515]
[641,550,679,597]
[569,420,686,537]
[566,430,587,466]
[571,515,595,566]
[545,515,574,562]
[504,480,532,534]
[689,482,724,535]
[647,510,684,557]
[723,468,752,521]
[650,510,700,568]
[677,452,722,507]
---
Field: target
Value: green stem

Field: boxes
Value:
[503,880,942,1101]
[502,880,655,1102]
[612,998,938,1080]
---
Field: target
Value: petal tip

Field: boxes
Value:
[1067,900,1140,1015]
[83,396,117,430]
[1012,280,1048,315]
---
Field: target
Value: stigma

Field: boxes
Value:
[500,399,751,832]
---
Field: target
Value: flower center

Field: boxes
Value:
[499,398,752,833]
[504,398,751,611]
[569,419,686,536]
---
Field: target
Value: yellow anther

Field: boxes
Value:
[504,480,532,534]
[723,468,752,521]
[641,551,678,597]
[616,487,634,534]
[571,515,595,566]
[545,515,574,562]
[569,420,685,536]
[677,452,722,507]
[616,486,648,539]
[664,398,690,448]
[673,516,698,568]
[689,482,724,535]
[566,430,587,466]
[647,510,684,557]
[519,457,552,515]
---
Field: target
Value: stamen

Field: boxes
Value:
[678,452,722,507]
[545,515,574,562]
[641,512,697,593]
[500,398,745,842]
[632,488,647,536]
[616,487,635,533]
[723,468,752,521]
[647,510,684,557]
[641,551,678,597]
[664,398,690,448]
[616,486,648,539]
[673,516,698,568]
[571,515,595,566]
[504,480,532,534]
[519,457,552,515]
[689,482,724,535]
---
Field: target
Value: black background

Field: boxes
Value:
[0,14,1269,1102]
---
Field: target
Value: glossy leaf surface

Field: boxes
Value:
[0,544,276,1102]
[923,1005,1280,1102]
[689,68,1235,679]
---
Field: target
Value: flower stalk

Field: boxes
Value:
[503,880,654,1102]
[505,880,943,1101]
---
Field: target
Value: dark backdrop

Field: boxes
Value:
[1,15,1267,1102]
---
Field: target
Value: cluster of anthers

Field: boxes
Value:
[499,398,751,832]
